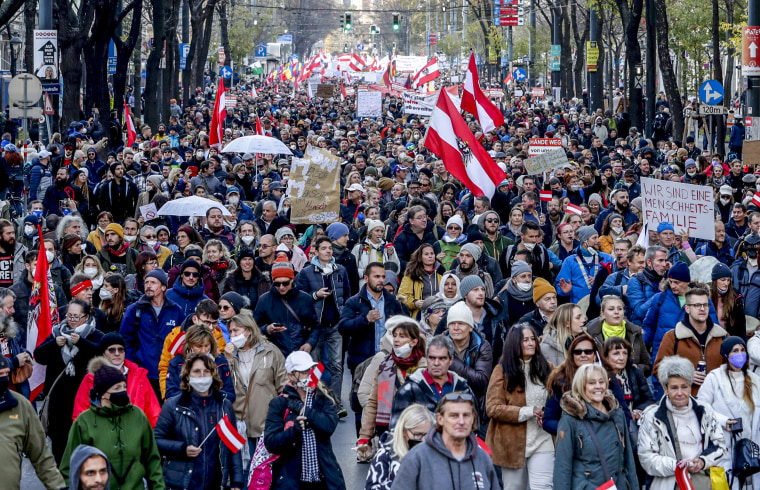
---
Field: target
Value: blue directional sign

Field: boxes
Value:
[699,80,724,106]
[220,66,232,79]
[108,40,117,75]
[357,43,364,50]
[255,43,267,57]
[277,34,292,44]
[522,55,529,63]
[180,43,190,70]
[513,68,527,82]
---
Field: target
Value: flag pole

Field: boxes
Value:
[198,426,215,448]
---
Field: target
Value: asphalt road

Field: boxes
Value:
[22,372,369,489]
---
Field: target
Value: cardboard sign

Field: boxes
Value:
[287,146,341,224]
[356,90,383,117]
[528,137,563,156]
[317,84,334,98]
[403,92,440,116]
[524,148,568,175]
[139,203,159,221]
[640,177,715,240]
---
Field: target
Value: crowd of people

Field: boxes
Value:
[2,76,760,490]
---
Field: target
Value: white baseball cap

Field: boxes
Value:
[346,183,365,193]
[285,351,317,373]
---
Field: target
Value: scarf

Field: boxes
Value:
[52,318,96,376]
[310,256,335,275]
[300,391,321,482]
[104,240,131,257]
[506,278,534,302]
[602,320,626,340]
[392,348,424,370]
[207,259,228,272]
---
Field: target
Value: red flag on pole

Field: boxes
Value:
[124,102,136,147]
[256,117,264,136]
[216,415,246,453]
[209,78,227,149]
[26,225,59,399]
[566,203,583,215]
[540,190,553,202]
[462,52,505,133]
[308,362,325,389]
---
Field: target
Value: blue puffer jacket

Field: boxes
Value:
[253,286,320,357]
[731,258,760,318]
[642,288,719,361]
[154,390,244,490]
[234,202,255,222]
[166,282,209,319]
[696,241,734,266]
[555,249,615,303]
[121,294,184,379]
[626,269,663,325]
[165,353,236,402]
[295,259,350,325]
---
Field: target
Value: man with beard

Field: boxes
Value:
[255,234,276,277]
[96,223,139,275]
[0,219,26,286]
[453,244,494,298]
[594,187,638,234]
[67,445,110,490]
[198,207,235,251]
[627,245,669,324]
[556,226,614,304]
[541,197,564,248]
[42,167,82,217]
[96,162,138,223]
[696,221,734,266]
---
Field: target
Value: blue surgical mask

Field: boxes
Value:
[729,352,748,370]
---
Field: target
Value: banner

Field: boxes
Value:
[403,92,440,116]
[356,90,383,117]
[34,30,58,80]
[640,177,715,240]
[528,137,563,156]
[395,55,428,72]
[524,148,568,175]
[287,146,341,224]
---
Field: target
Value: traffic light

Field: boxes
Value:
[392,13,399,31]
[344,12,352,31]
[344,43,349,52]
[370,24,378,35]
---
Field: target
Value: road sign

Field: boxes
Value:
[743,26,760,76]
[42,82,60,95]
[699,80,724,105]
[357,43,364,50]
[255,43,267,57]
[513,68,527,82]
[8,74,43,106]
[550,44,561,71]
[634,76,643,89]
[699,104,727,115]
[8,107,42,119]
[587,41,599,72]
[277,34,293,44]
[108,40,117,75]
[180,43,190,70]
[43,92,54,114]
[220,66,232,78]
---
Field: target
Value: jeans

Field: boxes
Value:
[315,324,343,403]
[500,451,555,490]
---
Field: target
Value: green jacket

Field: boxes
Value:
[482,233,513,263]
[60,404,165,490]
[438,239,463,270]
[0,391,65,490]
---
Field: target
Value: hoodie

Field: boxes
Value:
[68,444,111,490]
[390,429,500,490]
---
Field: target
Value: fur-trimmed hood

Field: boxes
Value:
[87,356,113,375]
[0,312,18,338]
[560,390,619,420]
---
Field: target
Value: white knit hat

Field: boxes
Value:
[447,302,474,327]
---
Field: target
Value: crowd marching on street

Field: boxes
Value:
[3,50,760,490]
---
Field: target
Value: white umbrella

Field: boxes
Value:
[221,135,293,155]
[157,196,232,217]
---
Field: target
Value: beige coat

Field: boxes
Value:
[226,340,287,438]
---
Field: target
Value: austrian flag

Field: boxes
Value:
[540,190,553,202]
[216,415,246,453]
[309,362,325,389]
[753,192,760,208]
[168,332,185,356]
[566,203,583,215]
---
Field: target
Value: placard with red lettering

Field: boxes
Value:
[640,177,715,240]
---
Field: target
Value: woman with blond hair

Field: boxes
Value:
[540,303,587,366]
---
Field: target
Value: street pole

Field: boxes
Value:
[552,0,560,98]
[528,0,535,86]
[645,0,656,138]
[749,1,760,132]
[588,6,602,112]
[427,2,431,58]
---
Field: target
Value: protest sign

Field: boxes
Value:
[317,84,334,98]
[524,148,568,175]
[139,203,159,220]
[403,92,439,116]
[395,55,428,72]
[287,146,341,224]
[356,90,383,117]
[528,137,563,156]
[640,177,715,240]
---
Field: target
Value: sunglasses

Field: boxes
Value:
[485,218,499,223]
[443,392,473,402]
[107,347,125,354]
[182,271,200,278]
[220,305,234,311]
[573,348,595,356]
[274,280,292,288]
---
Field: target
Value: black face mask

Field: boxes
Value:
[407,439,423,449]
[109,390,130,407]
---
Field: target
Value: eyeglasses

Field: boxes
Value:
[183,271,200,278]
[106,347,125,354]
[485,218,499,223]
[407,429,427,440]
[442,392,473,402]
[274,280,292,288]
[66,314,84,321]
[687,303,709,309]
[573,348,595,356]
[220,305,233,311]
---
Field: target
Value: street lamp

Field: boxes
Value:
[8,33,21,77]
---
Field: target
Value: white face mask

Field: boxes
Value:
[230,333,248,349]
[523,242,536,251]
[294,377,310,391]
[84,267,98,278]
[124,235,137,243]
[612,226,624,235]
[237,173,245,179]
[516,282,532,292]
[393,342,412,358]
[99,289,112,301]
[46,251,55,262]
[146,240,157,248]
[189,376,213,393]
[749,257,758,267]
[241,236,255,245]
[24,224,34,236]
[720,197,731,205]
[228,196,240,206]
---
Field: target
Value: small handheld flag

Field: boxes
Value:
[308,362,325,389]
[540,190,553,202]
[215,415,246,453]
[566,203,583,215]
[168,332,185,357]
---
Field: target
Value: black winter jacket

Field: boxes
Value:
[254,286,320,357]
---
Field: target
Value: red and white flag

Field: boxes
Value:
[424,91,504,199]
[251,85,258,99]
[674,461,695,490]
[308,362,325,389]
[208,78,227,149]
[540,190,553,202]
[595,480,618,490]
[168,332,185,357]
[216,415,246,453]
[256,116,264,136]
[462,52,505,134]
[412,57,440,87]
[503,71,513,86]
[340,82,347,102]
[349,53,365,72]
[566,203,583,215]
[124,102,136,147]
[753,192,760,208]
[26,225,59,399]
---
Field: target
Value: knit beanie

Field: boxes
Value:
[720,336,746,359]
[460,275,485,298]
[63,233,82,251]
[24,215,39,227]
[511,260,532,278]
[533,277,556,302]
[275,226,295,244]
[237,247,255,261]
[181,259,201,274]
[577,226,597,245]
[657,221,675,234]
[104,223,124,240]
[668,262,690,283]
[446,215,464,230]
[271,254,295,280]
[145,268,168,286]
[365,219,385,236]
[90,358,127,400]
[326,222,350,241]
[447,301,474,327]
[220,291,247,313]
[712,263,732,281]
[461,243,481,262]
[98,332,126,354]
